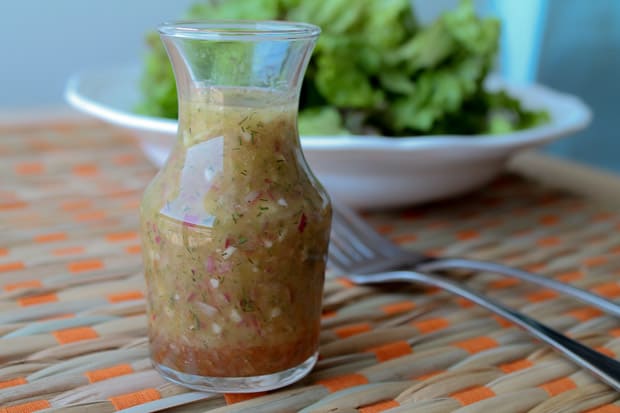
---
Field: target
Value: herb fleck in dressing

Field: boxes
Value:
[140,88,331,377]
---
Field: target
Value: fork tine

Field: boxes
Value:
[329,222,368,268]
[330,215,377,259]
[327,240,354,270]
[328,201,406,273]
[332,201,403,257]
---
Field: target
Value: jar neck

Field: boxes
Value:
[160,23,318,107]
[176,87,300,149]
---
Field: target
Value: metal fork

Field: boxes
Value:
[328,204,620,391]
[329,202,620,318]
[342,269,620,392]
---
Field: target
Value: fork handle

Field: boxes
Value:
[346,270,620,392]
[417,258,620,318]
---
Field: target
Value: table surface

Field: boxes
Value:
[2,118,620,412]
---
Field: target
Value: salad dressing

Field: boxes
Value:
[140,88,331,378]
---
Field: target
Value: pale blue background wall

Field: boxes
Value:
[538,0,620,173]
[1,1,618,172]
[0,0,194,108]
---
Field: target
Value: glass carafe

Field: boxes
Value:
[139,21,331,392]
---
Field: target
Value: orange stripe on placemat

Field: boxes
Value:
[334,322,372,339]
[596,346,615,358]
[537,236,561,247]
[524,263,546,272]
[322,310,337,319]
[413,317,450,334]
[0,201,28,211]
[592,282,620,298]
[18,293,58,307]
[583,255,608,267]
[358,399,400,412]
[109,388,161,410]
[417,370,444,381]
[380,301,415,315]
[366,341,413,362]
[123,199,142,209]
[566,307,603,321]
[224,392,267,405]
[41,313,75,321]
[424,286,441,295]
[61,199,92,211]
[488,278,520,289]
[585,405,620,413]
[53,246,85,256]
[527,289,559,303]
[336,278,356,288]
[540,215,559,226]
[499,359,534,374]
[391,234,417,244]
[51,122,77,132]
[376,225,394,235]
[15,162,44,175]
[53,326,99,344]
[0,261,25,273]
[102,185,130,195]
[425,248,444,257]
[451,386,496,406]
[492,315,513,328]
[34,232,67,243]
[85,364,134,383]
[0,189,16,199]
[594,212,615,222]
[456,297,475,308]
[456,230,479,241]
[318,373,369,393]
[125,245,142,254]
[3,280,42,292]
[0,248,8,256]
[0,377,27,389]
[114,153,138,165]
[0,400,51,413]
[68,259,104,274]
[74,210,106,222]
[539,377,576,396]
[556,271,583,282]
[72,164,99,176]
[108,291,144,303]
[29,140,55,151]
[106,231,138,242]
[453,336,499,354]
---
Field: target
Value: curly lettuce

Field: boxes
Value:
[136,0,549,136]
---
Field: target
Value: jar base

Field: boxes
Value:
[152,352,318,393]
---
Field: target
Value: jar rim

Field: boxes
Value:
[158,20,321,41]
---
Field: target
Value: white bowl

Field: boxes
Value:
[65,65,591,208]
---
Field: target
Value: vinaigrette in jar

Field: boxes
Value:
[140,87,331,391]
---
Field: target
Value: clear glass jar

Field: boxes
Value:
[139,20,331,392]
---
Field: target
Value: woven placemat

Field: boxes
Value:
[1,121,620,413]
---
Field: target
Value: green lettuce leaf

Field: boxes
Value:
[298,107,348,135]
[137,0,550,136]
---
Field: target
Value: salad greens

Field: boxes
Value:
[137,0,549,136]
